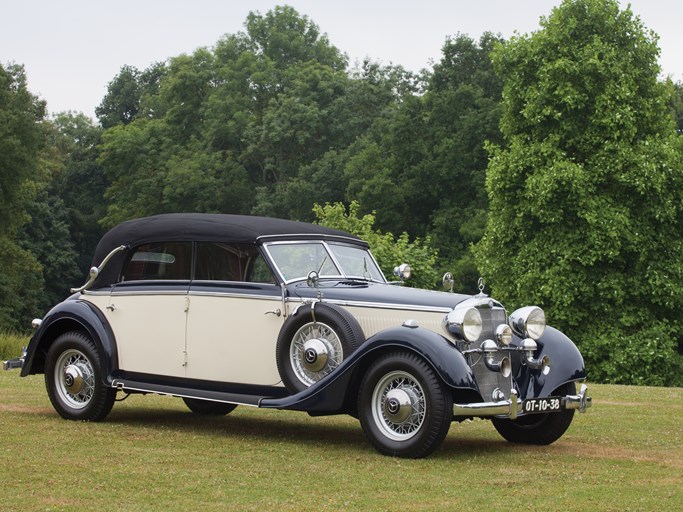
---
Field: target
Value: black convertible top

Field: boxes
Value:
[88,213,366,289]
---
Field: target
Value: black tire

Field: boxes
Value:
[492,382,577,445]
[276,302,365,393]
[182,397,237,416]
[45,331,116,421]
[358,351,453,458]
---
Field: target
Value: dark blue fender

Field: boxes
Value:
[260,325,477,413]
[20,297,118,384]
[511,326,586,400]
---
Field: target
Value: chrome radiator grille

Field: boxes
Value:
[478,306,507,341]
[470,306,512,402]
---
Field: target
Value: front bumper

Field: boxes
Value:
[453,383,592,419]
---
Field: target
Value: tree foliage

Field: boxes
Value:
[313,201,439,290]
[474,0,683,386]
[3,3,682,384]
[0,63,47,330]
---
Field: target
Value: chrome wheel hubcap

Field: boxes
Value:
[63,364,85,394]
[54,349,95,409]
[302,338,329,372]
[290,322,342,386]
[372,370,426,441]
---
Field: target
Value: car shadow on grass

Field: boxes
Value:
[103,404,523,458]
[106,404,369,451]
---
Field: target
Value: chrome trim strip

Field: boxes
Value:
[81,290,110,296]
[110,380,262,408]
[188,291,282,301]
[110,290,189,297]
[257,234,366,245]
[286,297,452,314]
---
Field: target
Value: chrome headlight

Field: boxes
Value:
[393,263,411,280]
[509,306,546,340]
[495,324,513,346]
[443,306,482,342]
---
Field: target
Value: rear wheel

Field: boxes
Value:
[492,382,576,445]
[358,351,452,458]
[45,331,116,421]
[182,397,237,416]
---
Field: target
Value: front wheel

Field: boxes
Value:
[45,331,116,421]
[358,351,453,458]
[492,382,576,445]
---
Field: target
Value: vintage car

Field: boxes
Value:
[4,213,591,458]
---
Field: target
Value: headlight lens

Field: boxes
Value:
[443,306,483,342]
[509,306,546,340]
[495,324,513,346]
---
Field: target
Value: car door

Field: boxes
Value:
[106,242,192,378]
[185,242,284,385]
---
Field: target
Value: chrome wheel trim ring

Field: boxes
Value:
[290,321,342,386]
[371,370,426,441]
[54,349,95,409]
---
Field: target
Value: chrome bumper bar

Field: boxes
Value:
[2,348,27,371]
[453,384,592,419]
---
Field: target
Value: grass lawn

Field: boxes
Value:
[0,363,681,511]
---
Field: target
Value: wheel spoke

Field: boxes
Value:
[373,370,426,441]
[55,349,96,408]
[290,321,343,386]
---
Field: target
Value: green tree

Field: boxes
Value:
[50,112,108,272]
[668,79,683,133]
[313,201,439,290]
[342,34,504,293]
[96,63,166,129]
[474,0,683,386]
[0,63,47,330]
[98,6,356,226]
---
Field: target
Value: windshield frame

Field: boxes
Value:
[262,240,386,285]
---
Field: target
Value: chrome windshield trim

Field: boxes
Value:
[263,240,386,285]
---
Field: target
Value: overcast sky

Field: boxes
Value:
[2,0,681,119]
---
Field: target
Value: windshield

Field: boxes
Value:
[265,242,385,283]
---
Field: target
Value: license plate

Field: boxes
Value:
[522,396,563,414]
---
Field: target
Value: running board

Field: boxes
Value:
[111,378,269,407]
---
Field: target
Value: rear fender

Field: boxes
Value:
[21,298,118,384]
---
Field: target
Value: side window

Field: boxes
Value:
[121,242,192,281]
[195,243,237,281]
[195,243,276,283]
[247,253,276,283]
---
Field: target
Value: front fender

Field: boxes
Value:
[261,325,476,412]
[512,326,586,400]
[21,298,118,384]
